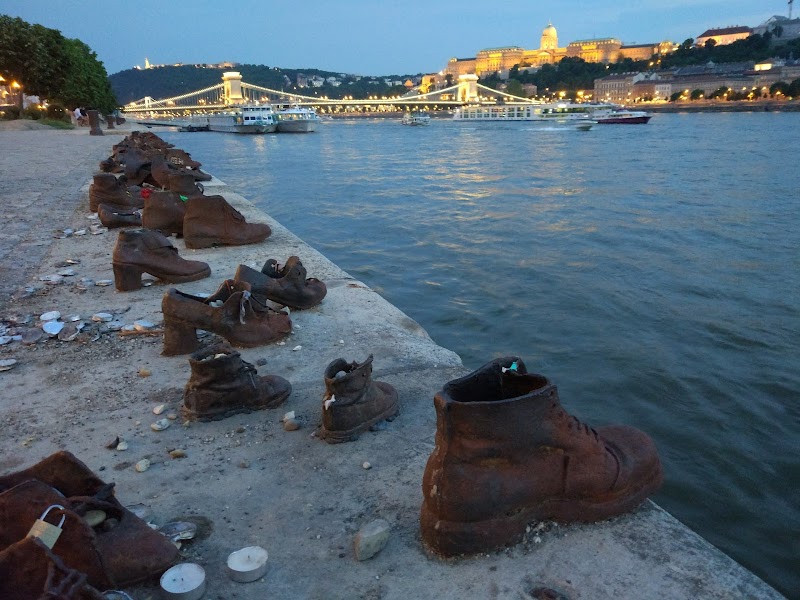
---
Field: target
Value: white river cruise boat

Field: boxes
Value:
[453,102,596,130]
[190,104,277,133]
[274,105,321,133]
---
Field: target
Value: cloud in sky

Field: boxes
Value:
[0,0,786,75]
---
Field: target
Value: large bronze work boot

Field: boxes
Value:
[97,203,142,229]
[112,228,210,291]
[161,279,292,356]
[183,195,271,249]
[420,357,663,557]
[0,451,179,589]
[319,354,399,444]
[234,256,327,309]
[141,190,186,236]
[167,172,204,197]
[88,173,143,212]
[183,342,292,421]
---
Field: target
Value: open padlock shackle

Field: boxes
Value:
[39,504,67,528]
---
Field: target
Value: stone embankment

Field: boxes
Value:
[0,122,787,600]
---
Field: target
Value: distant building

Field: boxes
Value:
[445,22,674,78]
[695,26,752,47]
[753,16,800,40]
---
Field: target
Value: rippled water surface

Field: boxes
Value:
[160,112,799,597]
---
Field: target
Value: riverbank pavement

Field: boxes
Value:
[0,124,787,600]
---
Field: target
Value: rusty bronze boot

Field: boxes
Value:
[161,279,291,356]
[420,357,663,557]
[167,172,204,198]
[183,195,271,249]
[319,355,399,443]
[183,342,291,421]
[234,256,327,309]
[88,173,143,212]
[141,190,186,236]
[97,203,142,228]
[112,228,210,291]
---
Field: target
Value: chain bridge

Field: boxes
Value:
[121,72,535,118]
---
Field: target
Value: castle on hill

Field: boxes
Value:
[445,22,676,78]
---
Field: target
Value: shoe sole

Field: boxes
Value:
[420,461,663,557]
[182,388,291,422]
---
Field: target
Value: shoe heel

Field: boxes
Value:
[162,320,199,356]
[113,263,143,291]
[184,236,214,249]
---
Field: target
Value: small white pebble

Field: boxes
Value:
[362,461,371,470]
[292,345,302,351]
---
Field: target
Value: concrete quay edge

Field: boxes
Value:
[0,126,786,600]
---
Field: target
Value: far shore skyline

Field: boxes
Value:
[0,1,791,77]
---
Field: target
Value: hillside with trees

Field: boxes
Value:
[0,15,116,113]
[109,64,420,104]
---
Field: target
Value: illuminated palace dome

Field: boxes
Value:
[540,22,558,50]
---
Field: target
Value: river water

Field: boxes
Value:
[158,112,799,597]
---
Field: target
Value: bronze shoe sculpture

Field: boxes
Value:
[420,357,663,557]
[111,228,210,291]
[88,173,143,212]
[162,279,291,356]
[183,342,291,421]
[0,537,105,600]
[234,256,326,309]
[149,153,177,189]
[167,172,204,197]
[0,451,179,589]
[320,354,398,443]
[97,203,142,229]
[183,195,271,249]
[141,190,186,236]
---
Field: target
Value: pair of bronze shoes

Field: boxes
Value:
[160,256,326,355]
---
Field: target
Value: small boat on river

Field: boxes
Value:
[590,107,652,124]
[190,104,277,133]
[274,105,321,133]
[401,110,431,126]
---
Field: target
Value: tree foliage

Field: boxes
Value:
[0,14,117,112]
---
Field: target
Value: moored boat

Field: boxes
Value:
[274,105,321,133]
[401,110,431,126]
[190,104,277,133]
[453,102,596,130]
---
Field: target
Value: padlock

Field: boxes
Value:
[26,504,66,549]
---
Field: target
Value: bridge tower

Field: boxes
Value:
[223,71,245,105]
[457,74,479,103]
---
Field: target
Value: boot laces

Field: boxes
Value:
[566,413,600,442]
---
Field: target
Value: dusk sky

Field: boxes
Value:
[0,1,790,76]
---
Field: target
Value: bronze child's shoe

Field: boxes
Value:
[319,354,398,444]
[161,279,291,356]
[419,357,663,557]
[97,203,142,228]
[183,195,271,249]
[235,256,327,309]
[183,342,291,421]
[167,172,204,198]
[111,228,210,291]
